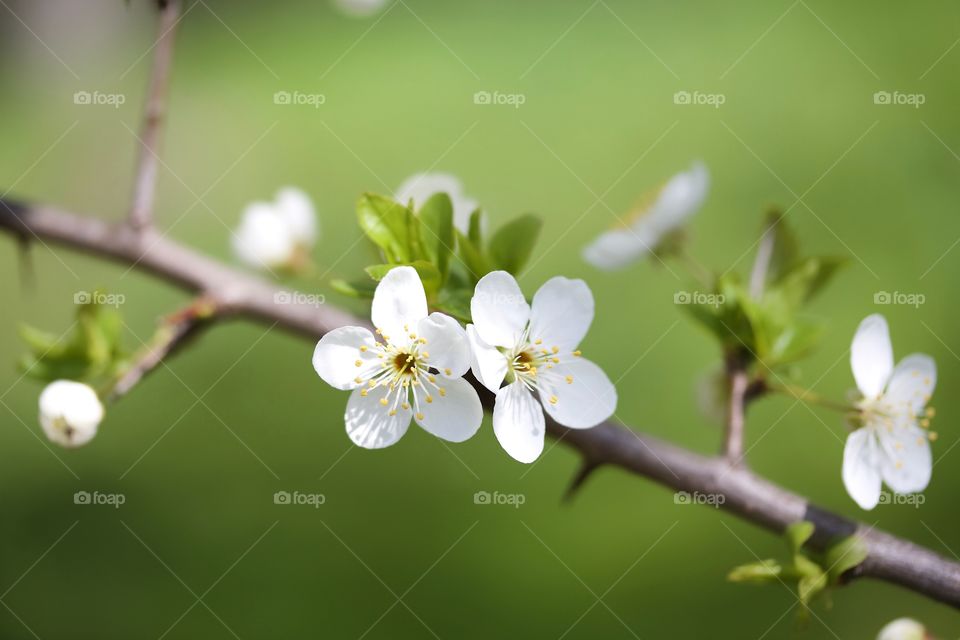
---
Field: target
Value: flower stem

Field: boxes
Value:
[768,382,855,413]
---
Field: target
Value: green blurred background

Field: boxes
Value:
[1,0,959,637]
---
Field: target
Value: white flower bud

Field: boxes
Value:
[877,618,926,640]
[333,0,388,17]
[38,380,104,448]
[232,187,317,271]
[395,172,481,235]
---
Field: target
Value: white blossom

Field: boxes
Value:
[313,266,482,449]
[333,0,388,17]
[395,172,481,235]
[233,187,317,271]
[38,380,104,448]
[582,161,709,270]
[467,271,616,463]
[844,314,936,510]
[877,618,926,640]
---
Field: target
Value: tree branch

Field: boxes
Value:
[128,0,181,231]
[1,196,959,608]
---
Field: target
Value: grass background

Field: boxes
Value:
[1,0,959,637]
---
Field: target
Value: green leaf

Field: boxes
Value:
[785,521,815,556]
[417,192,455,282]
[797,570,828,606]
[767,319,826,366]
[455,231,491,285]
[356,193,413,263]
[329,278,377,298]
[824,535,868,583]
[434,288,473,323]
[727,559,782,583]
[468,208,484,248]
[488,213,543,275]
[763,209,799,284]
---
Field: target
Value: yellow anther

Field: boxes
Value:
[541,349,550,355]
[416,412,424,420]
[403,324,409,332]
[565,375,573,384]
[409,334,416,340]
[552,346,559,354]
[535,339,542,345]
[354,377,363,384]
[359,346,368,352]
[551,357,559,364]
[354,360,362,367]
[379,398,388,406]
[420,337,428,344]
[549,395,558,405]
[929,431,939,441]
[429,375,436,383]
[402,402,410,410]
[426,395,433,404]
[389,410,397,416]
[438,388,446,397]
[573,350,582,357]
[926,407,936,418]
[920,418,931,429]
[375,328,382,335]
[369,380,377,388]
[444,368,452,376]
[422,351,430,358]
[360,389,368,397]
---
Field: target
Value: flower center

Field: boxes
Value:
[503,332,581,405]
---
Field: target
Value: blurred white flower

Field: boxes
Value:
[312,266,482,449]
[233,187,317,271]
[333,0,388,17]
[844,314,936,510]
[582,161,709,270]
[877,618,927,640]
[39,380,104,448]
[467,271,616,463]
[395,172,480,235]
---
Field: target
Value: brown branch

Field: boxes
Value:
[1,197,959,609]
[128,0,181,231]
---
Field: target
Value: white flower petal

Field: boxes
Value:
[345,386,411,449]
[396,172,464,210]
[232,203,296,269]
[528,276,594,352]
[38,380,104,448]
[644,160,709,234]
[581,228,658,271]
[851,314,894,400]
[885,354,936,416]
[334,0,388,17]
[470,271,530,348]
[312,326,381,390]
[878,422,932,495]
[539,358,616,429]
[493,381,546,463]
[371,266,428,347]
[466,325,508,393]
[415,376,483,443]
[842,428,883,510]
[877,618,926,640]
[416,313,471,378]
[275,186,317,245]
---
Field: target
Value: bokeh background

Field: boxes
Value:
[1,0,959,637]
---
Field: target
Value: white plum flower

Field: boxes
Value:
[233,187,317,271]
[877,618,927,640]
[313,266,482,449]
[38,380,104,448]
[467,271,617,463]
[395,172,480,235]
[582,161,709,270]
[844,314,937,510]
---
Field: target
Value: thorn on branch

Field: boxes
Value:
[563,459,601,503]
